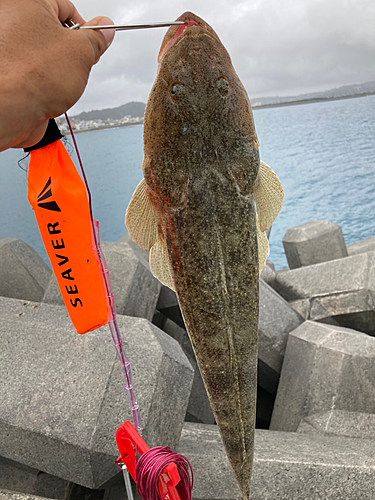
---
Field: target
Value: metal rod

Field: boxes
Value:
[74,21,185,31]
[122,465,135,500]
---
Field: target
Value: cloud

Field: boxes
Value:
[69,0,375,113]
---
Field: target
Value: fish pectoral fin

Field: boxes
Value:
[125,178,159,251]
[149,237,176,291]
[256,213,269,274]
[253,161,284,232]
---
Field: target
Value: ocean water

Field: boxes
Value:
[0,95,374,270]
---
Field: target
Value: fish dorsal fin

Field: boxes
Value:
[254,161,284,232]
[256,214,269,274]
[125,178,159,251]
[149,237,176,291]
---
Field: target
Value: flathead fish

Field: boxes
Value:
[126,12,283,499]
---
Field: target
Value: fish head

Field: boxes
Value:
[157,11,222,63]
[143,12,259,206]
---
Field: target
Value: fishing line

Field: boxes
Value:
[65,115,93,219]
[136,447,193,500]
[64,113,141,432]
[17,152,29,172]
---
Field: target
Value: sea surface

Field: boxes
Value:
[1,95,374,270]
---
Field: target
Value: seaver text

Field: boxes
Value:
[47,222,83,307]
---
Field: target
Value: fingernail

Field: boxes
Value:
[97,17,115,47]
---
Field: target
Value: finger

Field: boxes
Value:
[81,16,115,62]
[54,0,86,25]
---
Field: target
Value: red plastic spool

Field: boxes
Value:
[116,421,193,500]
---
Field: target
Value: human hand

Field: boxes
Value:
[0,0,115,152]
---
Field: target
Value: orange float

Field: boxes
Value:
[26,120,108,334]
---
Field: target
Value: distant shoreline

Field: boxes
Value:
[62,92,375,135]
[62,120,143,136]
[252,92,375,110]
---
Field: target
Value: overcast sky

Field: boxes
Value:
[70,0,375,114]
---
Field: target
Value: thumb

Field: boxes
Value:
[80,16,115,64]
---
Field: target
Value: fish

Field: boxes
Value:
[125,12,283,499]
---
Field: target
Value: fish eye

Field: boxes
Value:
[170,83,185,98]
[217,77,230,95]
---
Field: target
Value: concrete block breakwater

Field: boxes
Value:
[0,221,375,499]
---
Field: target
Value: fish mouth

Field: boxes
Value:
[157,12,221,62]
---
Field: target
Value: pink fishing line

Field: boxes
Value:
[136,447,193,500]
[65,114,141,432]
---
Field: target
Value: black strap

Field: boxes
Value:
[24,119,63,152]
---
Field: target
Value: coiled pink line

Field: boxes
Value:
[136,447,193,500]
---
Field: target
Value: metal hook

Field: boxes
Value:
[63,19,79,29]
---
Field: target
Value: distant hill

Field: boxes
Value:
[72,101,146,121]
[252,81,375,107]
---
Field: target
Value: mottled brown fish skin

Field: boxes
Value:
[143,13,259,499]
